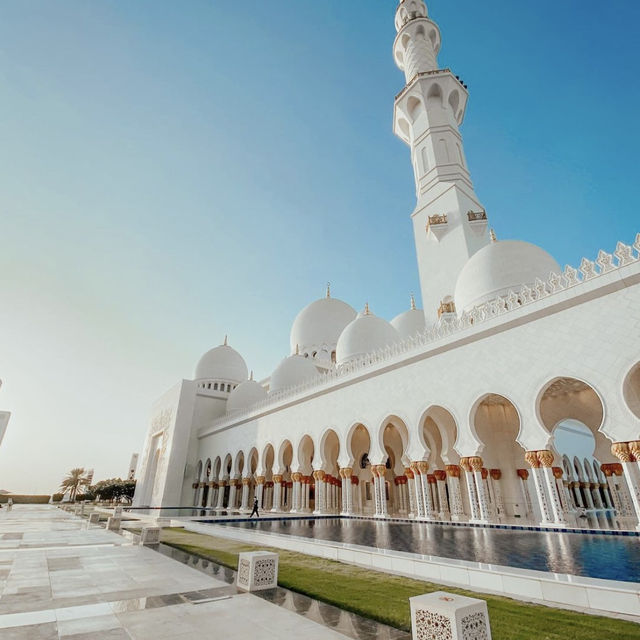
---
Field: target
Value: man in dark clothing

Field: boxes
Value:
[249,497,260,518]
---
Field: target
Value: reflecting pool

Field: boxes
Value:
[214,518,640,583]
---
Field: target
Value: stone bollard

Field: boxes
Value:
[113,506,123,517]
[106,517,121,532]
[410,591,492,640]
[140,526,161,545]
[236,551,278,592]
[89,513,100,525]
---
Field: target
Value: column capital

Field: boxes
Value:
[629,441,640,459]
[459,457,471,472]
[417,461,429,474]
[445,464,460,478]
[273,474,283,483]
[405,466,415,479]
[291,472,302,482]
[612,442,633,462]
[517,468,529,480]
[552,467,563,479]
[241,478,251,486]
[489,469,501,480]
[468,456,483,472]
[434,470,446,482]
[537,450,554,468]
[524,451,540,469]
[340,467,353,478]
[256,476,266,485]
[313,470,326,481]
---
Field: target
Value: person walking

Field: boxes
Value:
[6,498,12,511]
[249,497,260,519]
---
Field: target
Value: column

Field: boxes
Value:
[240,478,250,511]
[216,480,226,510]
[525,452,552,524]
[582,482,595,509]
[228,480,238,512]
[405,468,417,517]
[538,449,567,525]
[417,462,436,519]
[373,465,389,517]
[433,471,449,519]
[445,465,464,521]
[517,469,533,519]
[291,473,302,512]
[271,475,282,512]
[460,458,481,521]
[611,464,633,517]
[591,482,604,509]
[255,477,265,509]
[489,470,505,519]
[612,442,640,529]
[410,463,425,519]
[602,465,622,514]
[571,482,584,508]
[208,482,217,508]
[552,467,573,520]
[340,468,352,514]
[313,471,325,515]
[469,457,492,523]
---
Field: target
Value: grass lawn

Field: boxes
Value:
[160,528,639,640]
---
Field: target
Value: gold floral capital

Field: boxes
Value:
[525,451,540,469]
[445,465,460,478]
[537,450,554,468]
[612,442,632,463]
[417,461,429,474]
[459,458,471,473]
[469,456,483,472]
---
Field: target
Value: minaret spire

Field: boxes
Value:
[393,0,490,323]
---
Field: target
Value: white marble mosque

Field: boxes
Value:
[133,0,640,532]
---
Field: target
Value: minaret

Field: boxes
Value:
[393,0,490,323]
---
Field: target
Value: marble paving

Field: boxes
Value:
[0,505,353,639]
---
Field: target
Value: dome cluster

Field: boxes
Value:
[195,236,559,414]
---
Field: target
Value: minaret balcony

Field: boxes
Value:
[467,210,488,234]
[426,214,449,240]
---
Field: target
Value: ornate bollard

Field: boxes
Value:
[410,591,492,640]
[113,506,123,517]
[106,517,121,532]
[236,551,278,592]
[140,526,161,545]
[88,513,100,524]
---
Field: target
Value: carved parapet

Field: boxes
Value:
[445,465,460,478]
[524,451,540,469]
[489,469,501,481]
[517,468,529,480]
[537,450,554,468]
[437,300,456,318]
[467,210,487,222]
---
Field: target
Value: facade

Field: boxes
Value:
[133,0,640,530]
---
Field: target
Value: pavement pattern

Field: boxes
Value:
[0,505,354,639]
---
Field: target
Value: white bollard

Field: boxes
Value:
[89,513,100,524]
[410,591,492,640]
[113,506,123,517]
[106,517,121,532]
[236,551,278,592]
[140,526,161,545]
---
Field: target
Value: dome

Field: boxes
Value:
[227,377,268,413]
[290,291,357,355]
[336,306,401,365]
[454,239,561,313]
[270,354,319,393]
[391,297,426,339]
[194,341,248,382]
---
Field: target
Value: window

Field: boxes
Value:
[214,383,218,391]
[207,383,211,389]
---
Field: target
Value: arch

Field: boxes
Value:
[319,429,340,474]
[573,456,585,481]
[419,405,459,465]
[583,459,594,482]
[233,450,245,477]
[277,439,294,474]
[380,417,410,516]
[212,456,221,481]
[377,415,409,467]
[407,96,422,123]
[261,443,275,479]
[296,435,314,475]
[397,118,410,139]
[427,83,443,107]
[223,453,233,478]
[347,423,373,514]
[195,460,203,483]
[247,447,258,476]
[346,422,371,466]
[623,362,640,420]
[448,90,460,115]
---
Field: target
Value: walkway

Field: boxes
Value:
[0,505,352,639]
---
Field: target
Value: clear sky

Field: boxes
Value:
[0,0,638,494]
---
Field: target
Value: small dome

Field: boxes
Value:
[454,239,561,313]
[195,341,248,382]
[227,377,268,413]
[290,291,357,356]
[391,297,426,339]
[270,354,318,393]
[336,306,401,365]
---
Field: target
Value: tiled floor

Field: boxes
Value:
[0,506,356,639]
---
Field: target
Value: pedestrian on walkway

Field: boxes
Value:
[249,497,260,518]
[6,498,12,511]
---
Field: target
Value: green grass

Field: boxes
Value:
[160,528,639,639]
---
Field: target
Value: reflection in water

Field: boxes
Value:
[214,518,640,582]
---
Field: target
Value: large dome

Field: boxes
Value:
[227,377,268,413]
[270,354,319,393]
[336,306,401,365]
[391,298,426,339]
[195,342,248,382]
[290,293,357,355]
[454,239,561,313]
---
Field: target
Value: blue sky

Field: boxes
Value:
[0,0,638,493]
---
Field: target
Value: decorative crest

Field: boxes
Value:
[326,282,331,298]
[364,302,370,315]
[490,228,497,243]
[410,293,416,310]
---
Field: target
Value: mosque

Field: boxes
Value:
[133,0,640,531]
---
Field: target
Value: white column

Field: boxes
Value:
[240,479,250,511]
[525,452,554,525]
[613,443,640,529]
[374,466,389,517]
[271,476,282,512]
[313,471,325,515]
[538,454,567,525]
[591,484,604,509]
[216,481,226,510]
[411,464,425,519]
[445,466,464,521]
[469,458,491,523]
[406,470,417,517]
[489,471,505,519]
[228,481,238,512]
[435,473,449,520]
[255,479,265,509]
[417,463,436,519]
[461,459,481,521]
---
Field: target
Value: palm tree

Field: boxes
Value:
[59,468,89,502]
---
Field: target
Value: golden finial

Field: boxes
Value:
[326,282,331,298]
[223,334,228,346]
[490,228,497,243]
[364,302,370,315]
[410,293,416,310]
